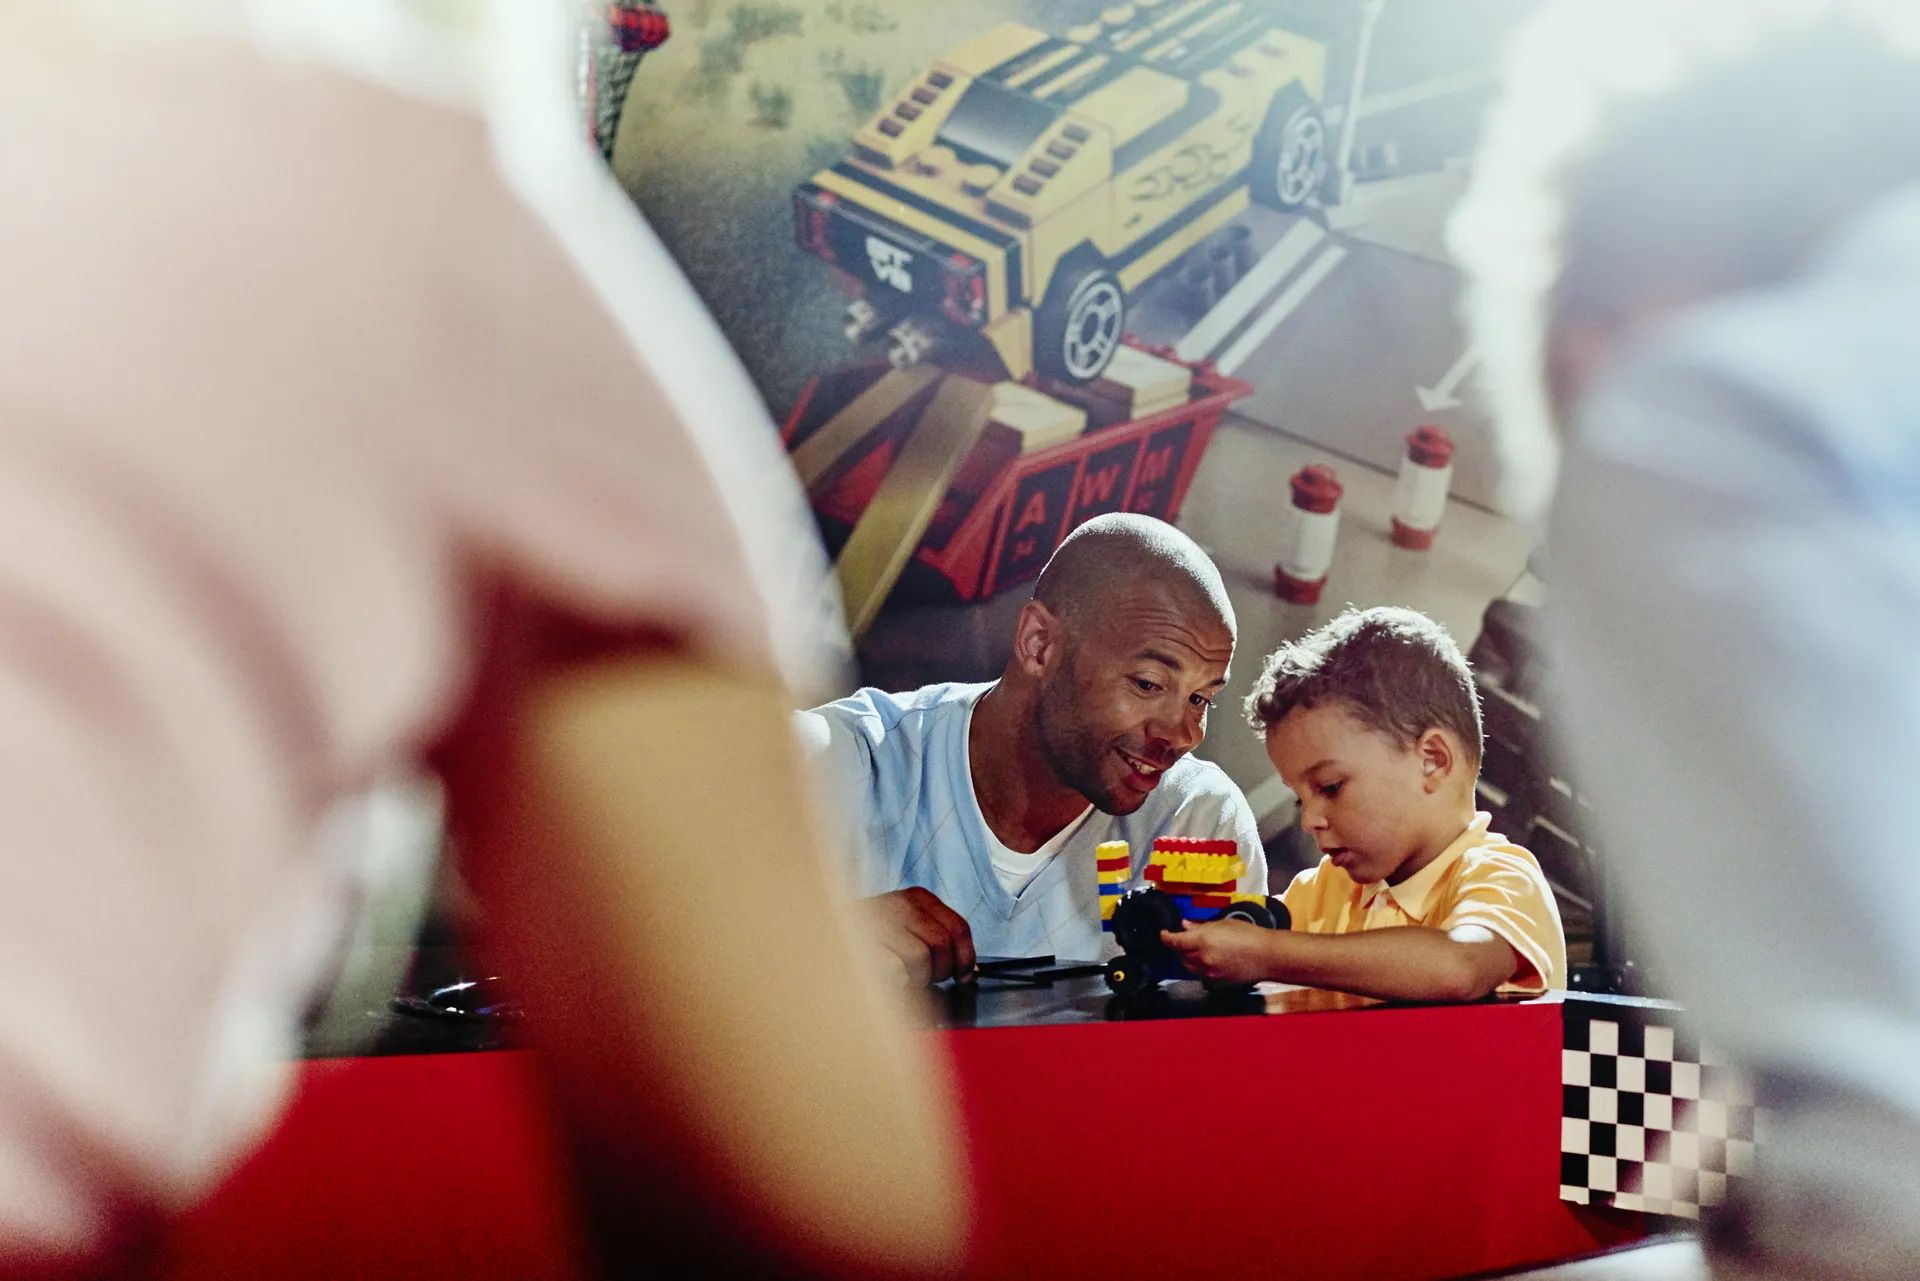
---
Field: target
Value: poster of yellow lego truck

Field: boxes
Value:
[602,0,1539,682]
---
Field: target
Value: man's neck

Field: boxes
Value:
[968,682,1092,855]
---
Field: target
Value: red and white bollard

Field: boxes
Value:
[1274,464,1343,604]
[1390,424,1455,551]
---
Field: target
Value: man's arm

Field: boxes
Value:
[793,707,976,985]
[1163,920,1521,1002]
[439,643,965,1276]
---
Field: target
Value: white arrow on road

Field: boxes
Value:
[1415,344,1479,412]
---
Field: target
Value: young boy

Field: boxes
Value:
[1164,606,1567,1000]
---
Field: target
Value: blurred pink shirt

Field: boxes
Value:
[0,32,798,1256]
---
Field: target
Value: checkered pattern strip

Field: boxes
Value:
[1559,1010,1766,1219]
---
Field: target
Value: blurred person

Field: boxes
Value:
[1166,607,1566,1002]
[0,1,964,1276]
[1452,2,1920,1276]
[796,515,1265,984]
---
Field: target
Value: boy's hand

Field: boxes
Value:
[1161,919,1281,985]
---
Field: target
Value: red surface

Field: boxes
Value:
[156,1053,593,1281]
[951,1004,1638,1281]
[157,1005,1639,1280]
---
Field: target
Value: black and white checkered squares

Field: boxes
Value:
[1560,1002,1764,1218]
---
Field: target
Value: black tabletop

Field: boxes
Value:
[303,948,1575,1059]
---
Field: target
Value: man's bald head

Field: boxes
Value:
[1032,514,1236,641]
[1000,515,1236,814]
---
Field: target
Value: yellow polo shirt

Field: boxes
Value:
[1280,813,1568,993]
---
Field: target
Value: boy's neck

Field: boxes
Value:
[1384,801,1480,887]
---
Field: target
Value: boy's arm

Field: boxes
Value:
[1163,920,1521,1002]
[438,636,966,1276]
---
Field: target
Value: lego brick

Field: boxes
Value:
[1144,852,1245,884]
[1101,898,1119,921]
[1091,344,1191,419]
[986,383,1086,455]
[1187,893,1234,909]
[1149,879,1236,895]
[1181,905,1224,922]
[1150,836,1238,855]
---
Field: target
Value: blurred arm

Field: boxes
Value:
[439,639,965,1277]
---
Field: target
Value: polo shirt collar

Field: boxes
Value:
[1359,812,1491,922]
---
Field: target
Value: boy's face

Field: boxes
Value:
[1265,702,1440,885]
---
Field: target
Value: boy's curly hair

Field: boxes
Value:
[1243,606,1483,764]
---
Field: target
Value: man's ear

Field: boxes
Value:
[1418,729,1454,792]
[1011,600,1065,679]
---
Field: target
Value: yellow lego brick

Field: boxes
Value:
[1101,897,1120,920]
[1095,840,1131,859]
[1145,851,1247,883]
[1230,893,1267,906]
[1098,868,1131,883]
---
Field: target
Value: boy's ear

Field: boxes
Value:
[1418,729,1453,791]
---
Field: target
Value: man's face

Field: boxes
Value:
[1266,702,1433,886]
[1030,583,1233,815]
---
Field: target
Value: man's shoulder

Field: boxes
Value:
[800,682,988,758]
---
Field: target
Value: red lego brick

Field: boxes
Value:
[1150,836,1238,855]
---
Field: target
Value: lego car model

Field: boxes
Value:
[793,0,1329,385]
[1100,838,1291,994]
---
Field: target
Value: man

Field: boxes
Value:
[0,4,960,1276]
[1451,2,1920,1276]
[800,514,1265,983]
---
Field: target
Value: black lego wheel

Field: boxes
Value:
[1104,955,1154,996]
[1251,84,1329,211]
[1033,254,1125,385]
[1266,894,1291,932]
[1109,887,1184,958]
[1219,899,1276,931]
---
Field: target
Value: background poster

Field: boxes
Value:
[598,1,1605,977]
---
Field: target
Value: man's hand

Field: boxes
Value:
[1161,919,1282,985]
[861,888,977,985]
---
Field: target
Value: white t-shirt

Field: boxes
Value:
[983,807,1094,899]
[0,32,825,1258]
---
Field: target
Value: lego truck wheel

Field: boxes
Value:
[1252,85,1330,211]
[1034,257,1125,385]
[1104,956,1154,996]
[1109,887,1183,959]
[1218,900,1276,930]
